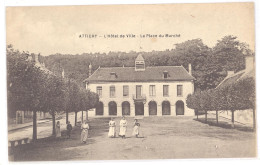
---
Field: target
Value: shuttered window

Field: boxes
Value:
[96,86,102,97]
[123,85,129,97]
[149,85,156,96]
[110,85,115,97]
[177,85,183,96]
[163,85,169,97]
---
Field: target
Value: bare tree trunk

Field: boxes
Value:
[32,110,37,141]
[75,111,77,126]
[81,110,83,122]
[205,110,207,123]
[231,110,235,128]
[67,78,70,124]
[216,110,218,125]
[253,108,255,131]
[86,110,88,121]
[196,110,198,120]
[52,110,56,136]
[66,110,68,124]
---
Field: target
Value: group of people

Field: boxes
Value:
[108,117,141,138]
[55,119,89,144]
[55,121,73,138]
[54,116,141,145]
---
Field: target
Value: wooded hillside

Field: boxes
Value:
[41,35,254,90]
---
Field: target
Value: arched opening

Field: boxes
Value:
[109,101,117,116]
[162,101,171,115]
[176,100,184,115]
[122,101,130,116]
[95,102,104,116]
[149,101,157,115]
[135,102,144,116]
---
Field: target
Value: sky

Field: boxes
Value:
[6,3,255,56]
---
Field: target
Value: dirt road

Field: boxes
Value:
[12,116,256,161]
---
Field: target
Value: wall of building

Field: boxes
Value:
[208,109,253,126]
[86,81,194,117]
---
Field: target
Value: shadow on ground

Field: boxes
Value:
[11,118,111,161]
[194,117,254,132]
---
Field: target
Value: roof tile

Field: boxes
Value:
[85,66,195,82]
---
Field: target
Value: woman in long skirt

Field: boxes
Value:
[108,118,116,138]
[55,121,61,137]
[132,119,140,138]
[119,116,127,139]
[81,120,89,143]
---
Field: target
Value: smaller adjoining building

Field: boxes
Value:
[84,54,195,117]
[214,55,255,125]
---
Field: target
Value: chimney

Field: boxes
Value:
[227,71,234,77]
[188,63,192,75]
[245,56,254,72]
[89,63,92,77]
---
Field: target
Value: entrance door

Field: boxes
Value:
[122,101,130,116]
[96,102,104,116]
[176,101,184,115]
[149,101,157,115]
[135,102,144,115]
[136,85,142,98]
[162,101,171,115]
[109,101,117,116]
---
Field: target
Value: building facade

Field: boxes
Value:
[85,55,195,117]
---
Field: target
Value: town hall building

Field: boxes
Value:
[85,54,195,117]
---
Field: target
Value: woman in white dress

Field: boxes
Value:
[55,121,61,137]
[108,118,116,138]
[132,119,140,138]
[81,120,89,144]
[119,116,127,139]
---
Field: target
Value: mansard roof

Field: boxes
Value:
[85,66,195,83]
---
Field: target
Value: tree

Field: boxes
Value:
[42,74,66,136]
[186,92,202,119]
[84,89,99,120]
[226,77,255,128]
[7,45,49,140]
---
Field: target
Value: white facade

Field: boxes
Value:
[85,54,195,117]
[86,81,194,117]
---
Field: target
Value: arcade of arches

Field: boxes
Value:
[95,100,185,116]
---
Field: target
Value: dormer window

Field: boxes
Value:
[110,72,117,78]
[163,71,169,78]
